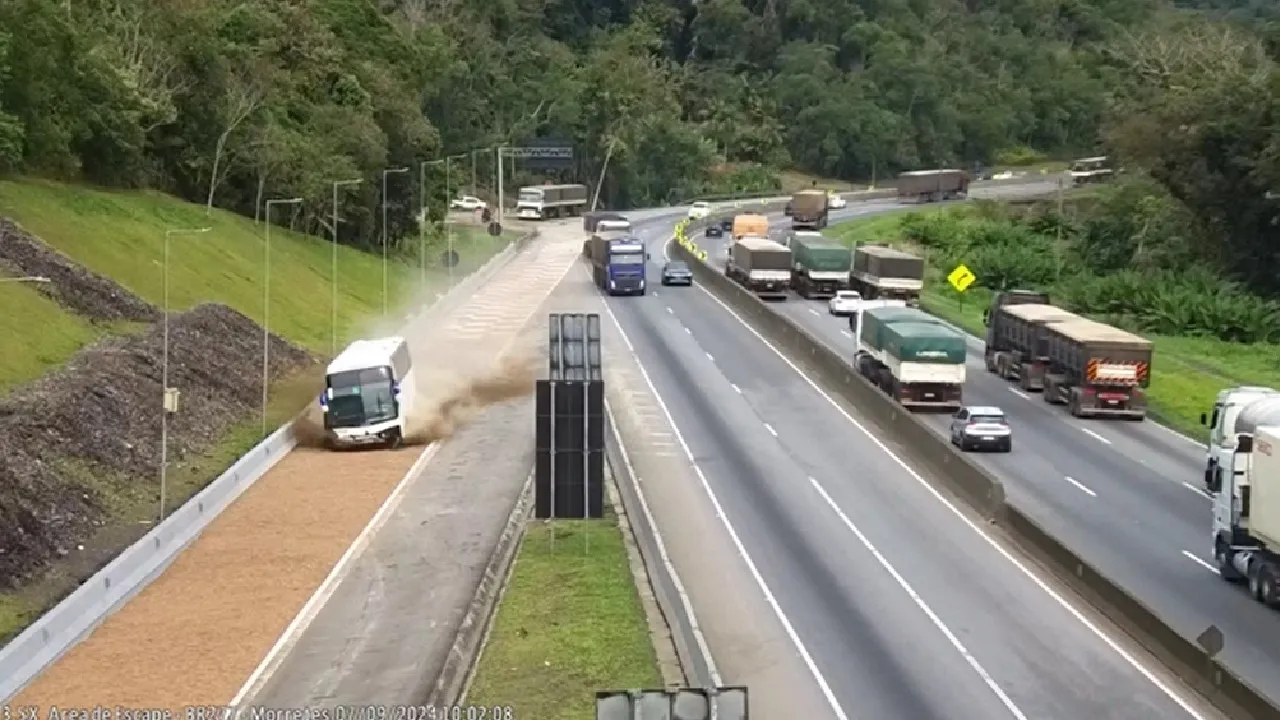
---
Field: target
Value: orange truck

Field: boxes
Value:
[732,213,769,240]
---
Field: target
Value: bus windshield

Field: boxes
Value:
[326,366,397,428]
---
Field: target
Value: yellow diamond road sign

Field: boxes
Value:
[947,264,976,292]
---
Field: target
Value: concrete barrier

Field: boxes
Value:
[673,210,1277,720]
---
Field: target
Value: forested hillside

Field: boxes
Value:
[2,0,1280,302]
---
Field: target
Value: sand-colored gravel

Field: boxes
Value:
[10,225,584,710]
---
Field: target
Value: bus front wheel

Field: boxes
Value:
[385,428,404,450]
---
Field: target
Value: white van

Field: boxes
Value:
[319,337,415,449]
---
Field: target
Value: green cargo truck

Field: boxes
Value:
[855,307,965,410]
[790,232,852,299]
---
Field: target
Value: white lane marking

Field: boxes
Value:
[606,399,723,684]
[1182,550,1219,575]
[1081,427,1112,445]
[684,326,692,334]
[706,352,715,363]
[809,479,1029,720]
[230,249,581,706]
[1064,476,1096,497]
[1008,388,1030,400]
[763,423,778,437]
[597,299,852,720]
[808,308,820,316]
[693,283,1211,720]
[1181,482,1212,500]
[667,306,674,314]
[840,329,852,338]
[1155,421,1204,447]
[731,383,743,394]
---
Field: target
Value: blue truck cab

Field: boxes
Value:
[588,234,649,296]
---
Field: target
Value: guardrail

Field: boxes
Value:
[0,231,538,703]
[672,207,1277,720]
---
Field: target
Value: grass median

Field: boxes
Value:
[828,208,1280,438]
[466,517,662,719]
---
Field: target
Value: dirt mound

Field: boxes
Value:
[0,303,314,588]
[0,218,158,323]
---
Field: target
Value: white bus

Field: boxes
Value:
[319,337,415,449]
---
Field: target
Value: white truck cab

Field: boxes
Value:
[1212,424,1280,604]
[319,337,415,449]
[1203,387,1280,491]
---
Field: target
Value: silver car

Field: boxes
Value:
[949,405,1012,452]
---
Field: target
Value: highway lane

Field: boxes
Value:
[689,199,1280,702]
[617,213,1217,720]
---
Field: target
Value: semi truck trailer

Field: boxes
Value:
[850,245,925,304]
[726,236,791,299]
[897,169,969,202]
[855,306,965,410]
[787,189,829,229]
[1212,423,1280,606]
[1039,317,1153,419]
[582,212,630,256]
[517,183,588,219]
[984,301,1082,391]
[790,233,851,299]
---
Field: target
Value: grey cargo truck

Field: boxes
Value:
[1040,317,1154,419]
[984,300,1081,391]
[726,237,792,300]
[850,245,925,304]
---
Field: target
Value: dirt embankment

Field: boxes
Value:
[0,219,314,591]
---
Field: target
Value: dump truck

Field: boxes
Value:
[1211,422,1280,604]
[516,183,588,219]
[850,245,925,304]
[788,189,829,229]
[732,213,769,240]
[588,235,648,295]
[855,306,964,410]
[726,236,791,299]
[790,234,851,299]
[897,169,969,202]
[983,302,1082,391]
[1039,317,1153,419]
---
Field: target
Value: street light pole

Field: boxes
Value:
[382,167,410,318]
[443,152,467,287]
[419,159,443,293]
[161,226,211,522]
[263,197,303,438]
[330,179,361,358]
[496,146,505,225]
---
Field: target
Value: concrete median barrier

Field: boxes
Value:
[673,208,1278,720]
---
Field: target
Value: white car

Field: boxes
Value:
[827,193,847,209]
[688,201,711,219]
[949,405,1013,452]
[828,289,862,316]
[450,195,487,211]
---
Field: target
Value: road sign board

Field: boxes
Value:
[947,264,977,292]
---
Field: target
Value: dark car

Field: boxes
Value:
[719,218,733,232]
[705,224,723,238]
[661,261,694,286]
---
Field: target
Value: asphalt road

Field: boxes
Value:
[689,194,1280,703]
[609,210,1218,720]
